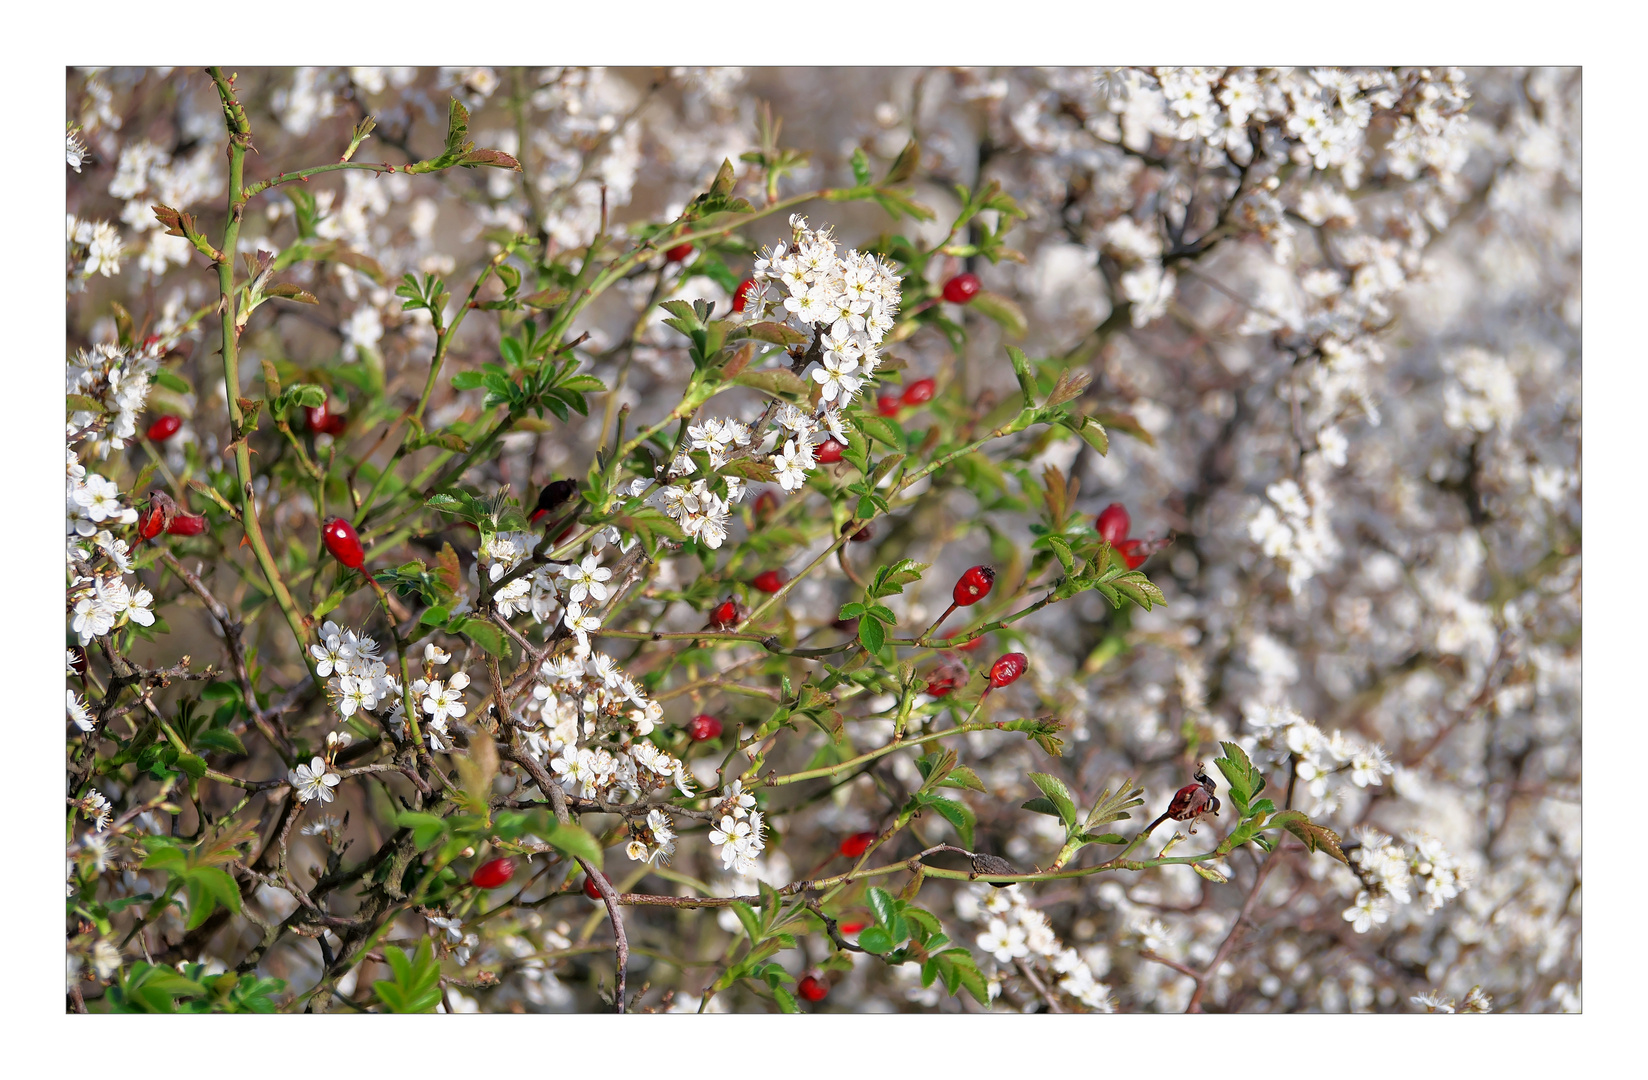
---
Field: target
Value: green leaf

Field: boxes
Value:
[542,822,604,869]
[1028,772,1078,828]
[866,886,897,929]
[939,765,987,793]
[730,901,762,943]
[154,368,194,394]
[193,728,247,756]
[372,940,443,1013]
[395,810,450,852]
[1213,740,1264,816]
[732,368,809,399]
[971,290,1027,338]
[837,602,866,620]
[855,414,903,449]
[1047,535,1075,574]
[857,926,894,954]
[1006,346,1037,406]
[1278,813,1349,865]
[1081,778,1145,832]
[921,795,975,849]
[857,616,885,654]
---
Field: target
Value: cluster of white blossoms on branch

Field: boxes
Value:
[705,780,765,874]
[67,341,162,460]
[958,883,1115,1012]
[66,447,152,647]
[1247,703,1395,819]
[1341,824,1469,934]
[66,214,123,285]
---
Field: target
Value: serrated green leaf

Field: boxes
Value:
[1028,772,1078,828]
[922,794,975,849]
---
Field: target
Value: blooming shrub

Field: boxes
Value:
[64,66,1579,1015]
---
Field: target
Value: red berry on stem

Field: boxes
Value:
[952,565,996,608]
[530,478,576,525]
[137,505,167,541]
[471,856,516,890]
[146,414,182,442]
[815,438,846,464]
[752,569,786,594]
[798,975,829,1002]
[839,831,878,859]
[901,378,936,406]
[942,272,981,304]
[732,277,756,313]
[166,512,206,536]
[687,714,723,741]
[1096,502,1131,546]
[1119,538,1148,570]
[923,656,968,698]
[988,652,1028,689]
[582,872,613,900]
[849,524,874,543]
[708,598,741,629]
[838,920,867,935]
[665,242,694,263]
[943,627,986,653]
[322,517,365,569]
[876,395,901,417]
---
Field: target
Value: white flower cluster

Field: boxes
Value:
[1411,985,1492,1014]
[1343,826,1468,934]
[464,524,629,640]
[108,138,224,277]
[67,448,153,646]
[960,884,1115,1012]
[1441,346,1521,434]
[1246,704,1394,820]
[707,780,766,875]
[66,214,122,284]
[288,756,341,804]
[67,123,88,172]
[311,625,471,752]
[1247,476,1338,594]
[67,341,162,459]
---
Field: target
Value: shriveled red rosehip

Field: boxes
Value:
[471,856,516,890]
[943,627,986,653]
[839,831,878,859]
[322,517,366,570]
[952,565,995,608]
[146,414,182,442]
[303,401,347,436]
[752,569,786,594]
[924,656,968,698]
[686,714,723,741]
[1097,502,1131,546]
[166,512,206,536]
[876,395,901,417]
[732,277,756,312]
[664,242,694,263]
[797,975,829,1002]
[708,598,742,629]
[901,378,936,406]
[582,872,613,900]
[942,272,981,304]
[137,505,167,541]
[988,652,1028,689]
[816,438,846,464]
[838,921,867,935]
[1119,538,1148,570]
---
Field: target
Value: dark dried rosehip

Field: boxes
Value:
[797,974,829,1002]
[988,652,1028,689]
[1097,502,1131,546]
[952,565,995,608]
[686,714,723,741]
[752,569,786,594]
[942,272,981,304]
[839,831,878,859]
[815,438,846,464]
[732,277,756,312]
[322,517,365,570]
[848,524,874,543]
[471,856,516,890]
[901,378,936,406]
[531,478,577,525]
[146,414,182,442]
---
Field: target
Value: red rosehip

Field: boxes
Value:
[322,517,366,570]
[664,242,694,263]
[901,378,936,406]
[1096,502,1131,547]
[582,872,613,900]
[815,438,846,464]
[732,277,756,313]
[708,598,742,629]
[876,395,902,417]
[753,490,780,520]
[952,565,995,608]
[943,627,986,653]
[988,652,1028,689]
[798,974,829,1002]
[838,921,867,935]
[752,569,786,594]
[471,856,516,890]
[303,401,347,436]
[1119,538,1148,570]
[686,714,723,741]
[923,656,968,698]
[848,524,874,543]
[839,831,878,859]
[942,272,981,304]
[137,505,167,541]
[166,512,206,536]
[146,414,182,442]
